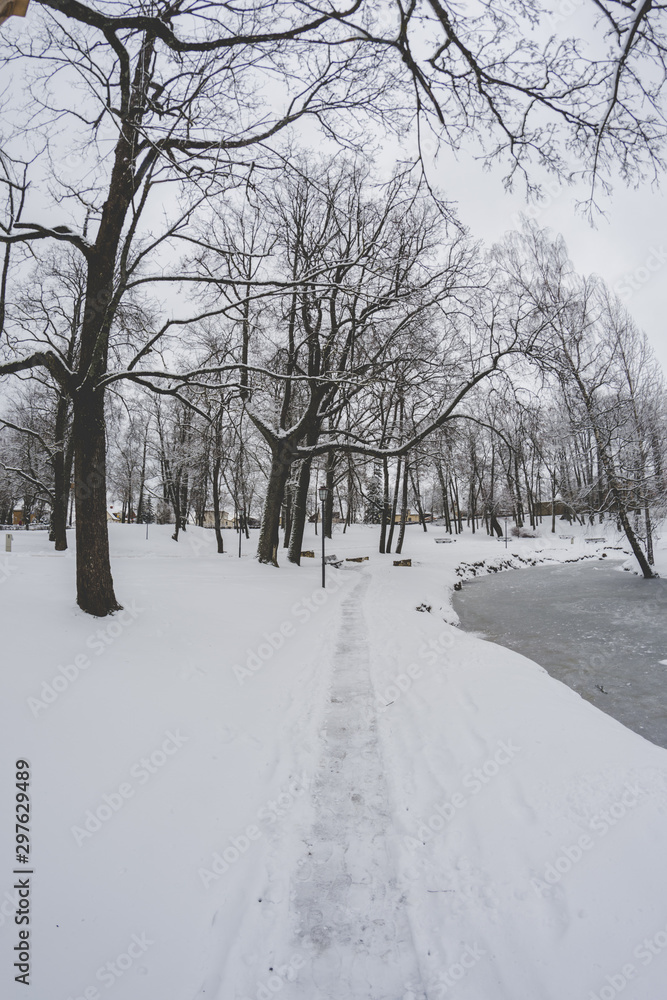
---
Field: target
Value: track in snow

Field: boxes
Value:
[282,573,426,1000]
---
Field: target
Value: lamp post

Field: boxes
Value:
[504,514,508,549]
[237,506,242,558]
[319,485,329,588]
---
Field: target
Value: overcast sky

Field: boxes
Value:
[430,149,667,373]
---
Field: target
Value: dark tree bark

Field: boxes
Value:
[73,387,121,615]
[211,449,224,554]
[378,456,390,553]
[386,456,402,554]
[282,486,292,549]
[489,514,503,537]
[324,452,335,539]
[257,447,293,565]
[51,390,73,551]
[395,459,410,555]
[287,458,312,565]
[435,462,451,533]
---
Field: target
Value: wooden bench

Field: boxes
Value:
[324,554,343,568]
[434,537,456,543]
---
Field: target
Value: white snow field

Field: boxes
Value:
[1,521,667,1000]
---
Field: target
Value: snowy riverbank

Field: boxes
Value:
[1,521,667,1000]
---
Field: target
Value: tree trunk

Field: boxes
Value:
[551,474,557,533]
[211,453,224,554]
[436,463,451,533]
[573,374,655,579]
[345,456,355,532]
[136,433,148,524]
[282,481,293,549]
[73,387,121,616]
[257,448,292,565]
[395,459,410,555]
[287,458,312,565]
[645,504,654,566]
[166,461,182,541]
[51,391,70,550]
[513,452,524,527]
[180,472,188,532]
[409,465,427,532]
[617,504,654,578]
[324,452,335,538]
[450,475,463,533]
[378,456,390,553]
[489,513,503,537]
[386,456,402,553]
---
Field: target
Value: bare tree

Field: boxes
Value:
[2,0,666,613]
[497,221,664,577]
[0,0,393,612]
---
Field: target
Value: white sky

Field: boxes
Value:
[432,150,667,373]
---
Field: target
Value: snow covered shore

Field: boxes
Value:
[1,521,666,1000]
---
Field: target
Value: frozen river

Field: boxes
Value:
[452,560,667,749]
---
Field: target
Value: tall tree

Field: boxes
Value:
[2,0,667,611]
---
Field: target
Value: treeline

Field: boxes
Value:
[2,0,667,614]
[2,197,665,580]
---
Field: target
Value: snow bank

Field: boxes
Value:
[0,520,665,1000]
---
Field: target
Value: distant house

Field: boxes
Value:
[107,501,138,522]
[393,508,422,524]
[307,510,345,523]
[12,507,37,526]
[203,510,235,529]
[533,500,573,518]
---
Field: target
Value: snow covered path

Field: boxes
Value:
[5,525,667,1000]
[285,573,426,999]
[231,571,426,999]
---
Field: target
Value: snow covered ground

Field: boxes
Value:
[1,519,667,1000]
